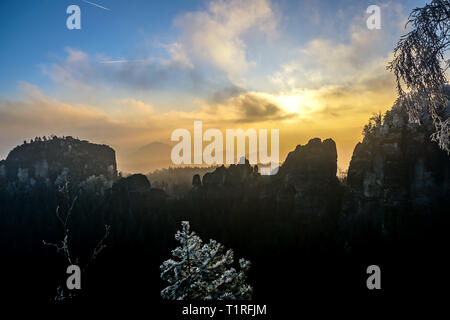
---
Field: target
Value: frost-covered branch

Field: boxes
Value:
[43,180,78,265]
[43,179,111,301]
[388,0,450,152]
[84,224,111,271]
[160,221,253,300]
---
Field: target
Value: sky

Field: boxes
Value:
[0,0,427,172]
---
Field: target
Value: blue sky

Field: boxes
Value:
[0,0,199,96]
[0,0,429,170]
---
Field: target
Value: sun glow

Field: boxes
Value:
[275,93,313,115]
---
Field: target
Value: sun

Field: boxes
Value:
[275,94,305,114]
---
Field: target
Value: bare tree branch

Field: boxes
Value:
[43,178,111,301]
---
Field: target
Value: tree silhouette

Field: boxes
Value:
[388,0,450,152]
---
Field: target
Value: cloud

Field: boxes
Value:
[232,93,294,122]
[271,30,386,90]
[197,91,297,123]
[43,0,278,92]
[42,48,97,92]
[43,45,197,92]
[160,42,194,69]
[270,2,407,92]
[174,0,277,80]
[111,98,155,121]
[0,84,291,158]
[0,78,397,173]
[0,83,131,139]
[0,83,166,160]
[42,1,278,95]
[210,85,246,103]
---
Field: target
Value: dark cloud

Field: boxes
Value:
[234,93,296,123]
[240,94,280,117]
[211,85,246,103]
[105,60,202,91]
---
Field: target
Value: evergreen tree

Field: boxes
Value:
[160,221,252,300]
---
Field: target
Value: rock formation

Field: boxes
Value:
[192,159,261,199]
[111,173,166,212]
[113,174,152,193]
[348,105,450,204]
[342,104,450,247]
[0,136,117,189]
[276,138,341,218]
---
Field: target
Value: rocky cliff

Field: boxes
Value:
[0,136,117,189]
[276,138,341,218]
[342,104,450,248]
[348,105,450,204]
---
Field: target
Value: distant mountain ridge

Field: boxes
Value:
[120,141,172,174]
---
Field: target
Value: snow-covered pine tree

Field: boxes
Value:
[160,221,253,300]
